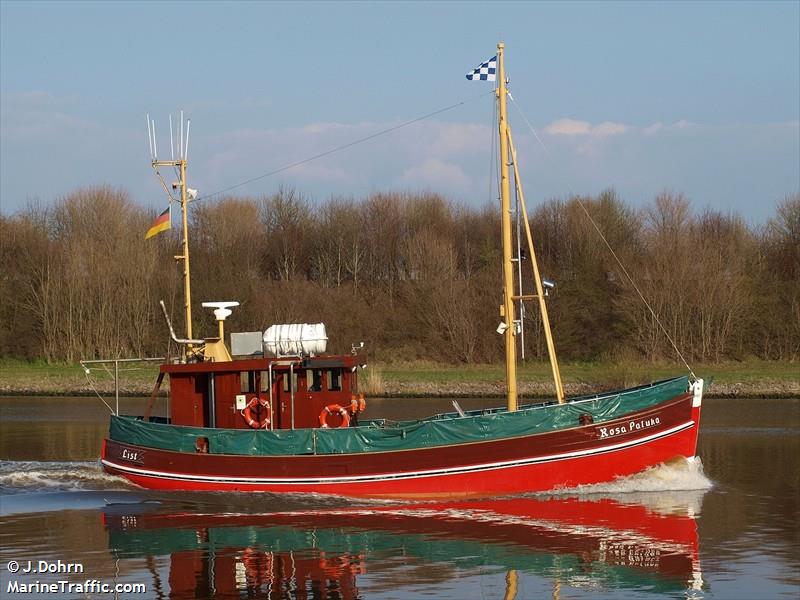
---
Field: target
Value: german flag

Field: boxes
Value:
[145,205,171,239]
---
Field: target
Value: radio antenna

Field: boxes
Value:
[169,114,175,161]
[146,113,153,159]
[184,119,191,162]
[180,110,184,159]
[151,119,158,159]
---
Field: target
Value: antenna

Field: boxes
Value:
[184,119,191,162]
[146,113,153,159]
[180,110,184,159]
[169,114,175,161]
[151,119,158,159]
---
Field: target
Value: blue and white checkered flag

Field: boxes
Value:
[466,55,497,81]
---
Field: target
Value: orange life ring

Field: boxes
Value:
[242,397,271,429]
[319,403,351,429]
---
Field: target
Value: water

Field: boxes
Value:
[0,396,797,599]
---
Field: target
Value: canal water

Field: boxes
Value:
[0,396,797,599]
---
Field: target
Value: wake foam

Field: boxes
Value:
[0,460,133,494]
[539,458,713,515]
[563,457,713,494]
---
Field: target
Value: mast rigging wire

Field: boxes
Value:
[83,369,116,415]
[507,92,697,380]
[193,91,494,204]
[489,92,499,206]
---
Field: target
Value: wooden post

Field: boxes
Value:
[497,42,518,412]
[507,128,566,403]
[179,159,193,345]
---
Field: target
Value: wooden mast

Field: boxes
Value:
[507,129,566,403]
[497,42,518,412]
[152,156,193,349]
[177,158,193,344]
[497,43,565,405]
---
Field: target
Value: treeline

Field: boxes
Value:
[1,186,797,364]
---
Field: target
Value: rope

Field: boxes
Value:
[489,93,499,206]
[507,92,697,380]
[194,91,494,204]
[82,368,115,415]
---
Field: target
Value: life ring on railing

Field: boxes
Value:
[319,403,350,429]
[242,397,271,429]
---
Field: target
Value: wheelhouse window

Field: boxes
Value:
[327,369,342,391]
[240,371,257,393]
[260,371,270,392]
[282,371,298,393]
[307,369,323,392]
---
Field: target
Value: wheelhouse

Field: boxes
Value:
[163,355,363,431]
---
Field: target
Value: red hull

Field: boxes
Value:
[102,393,701,499]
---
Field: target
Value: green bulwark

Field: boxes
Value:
[109,376,689,456]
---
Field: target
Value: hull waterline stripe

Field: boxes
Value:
[102,420,696,486]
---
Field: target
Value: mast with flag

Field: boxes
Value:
[467,43,565,409]
[146,112,196,353]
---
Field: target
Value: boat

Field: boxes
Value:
[101,494,705,598]
[97,42,704,499]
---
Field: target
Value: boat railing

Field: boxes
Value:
[80,357,166,415]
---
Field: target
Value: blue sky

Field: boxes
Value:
[1,0,798,222]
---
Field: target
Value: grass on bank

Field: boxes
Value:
[0,357,796,396]
[378,359,798,386]
[0,358,160,394]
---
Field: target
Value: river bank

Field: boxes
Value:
[1,359,797,398]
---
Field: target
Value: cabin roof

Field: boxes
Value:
[161,354,358,374]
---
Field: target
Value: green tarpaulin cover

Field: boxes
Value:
[109,376,689,456]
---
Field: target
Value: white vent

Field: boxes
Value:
[262,323,328,357]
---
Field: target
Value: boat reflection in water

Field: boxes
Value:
[103,489,706,599]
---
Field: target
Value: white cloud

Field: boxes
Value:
[543,118,707,144]
[0,91,96,140]
[198,119,489,200]
[300,122,352,135]
[426,122,489,158]
[643,122,664,135]
[593,121,629,137]
[544,118,628,138]
[286,161,351,183]
[545,118,592,136]
[1,95,796,225]
[396,158,471,191]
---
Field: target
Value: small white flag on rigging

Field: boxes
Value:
[466,55,497,81]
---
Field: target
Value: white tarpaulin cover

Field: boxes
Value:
[263,323,328,357]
